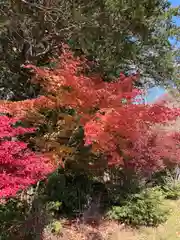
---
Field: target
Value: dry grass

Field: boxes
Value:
[138,199,180,240]
[42,220,138,240]
[42,199,180,240]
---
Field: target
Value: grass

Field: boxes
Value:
[2,197,178,239]
[138,199,180,240]
[42,199,180,240]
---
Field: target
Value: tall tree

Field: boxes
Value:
[0,0,179,99]
[0,47,180,198]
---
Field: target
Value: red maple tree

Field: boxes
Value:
[0,45,180,198]
[0,115,54,198]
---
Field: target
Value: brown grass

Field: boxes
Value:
[42,199,180,240]
[42,220,138,240]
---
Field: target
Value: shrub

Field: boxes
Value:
[44,171,94,216]
[107,187,168,226]
[163,181,180,200]
[49,220,62,235]
[0,198,28,239]
[46,201,62,215]
[161,170,180,200]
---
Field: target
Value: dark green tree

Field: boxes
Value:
[0,0,179,99]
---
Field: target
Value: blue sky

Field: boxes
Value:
[145,87,166,103]
[171,0,180,26]
[170,0,180,47]
[145,0,179,103]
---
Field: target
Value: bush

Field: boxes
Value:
[107,187,168,226]
[0,198,28,240]
[162,176,180,200]
[49,220,62,235]
[44,170,97,216]
[153,169,180,200]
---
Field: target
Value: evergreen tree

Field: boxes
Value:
[0,0,179,99]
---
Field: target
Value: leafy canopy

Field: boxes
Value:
[0,46,180,190]
[0,0,179,99]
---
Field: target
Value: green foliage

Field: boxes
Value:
[105,168,147,206]
[152,169,180,200]
[0,173,174,238]
[49,220,62,235]
[44,170,94,216]
[163,180,180,200]
[0,199,28,240]
[46,201,62,214]
[107,187,168,226]
[0,0,179,99]
[161,172,180,200]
